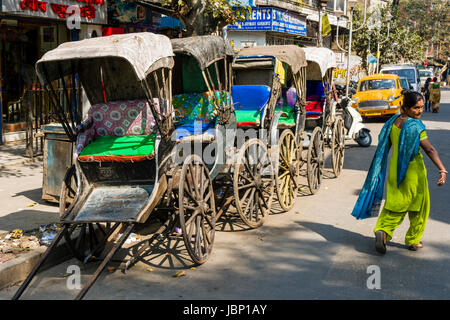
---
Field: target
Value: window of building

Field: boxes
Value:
[327,0,347,13]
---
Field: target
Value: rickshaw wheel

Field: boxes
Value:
[179,154,216,265]
[64,223,111,263]
[331,117,345,177]
[307,127,324,195]
[59,165,78,219]
[275,130,299,212]
[233,138,274,228]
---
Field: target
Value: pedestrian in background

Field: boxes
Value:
[421,77,431,112]
[430,77,441,113]
[352,90,447,254]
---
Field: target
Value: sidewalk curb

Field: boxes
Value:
[0,238,72,291]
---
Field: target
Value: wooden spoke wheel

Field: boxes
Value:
[179,154,216,265]
[233,138,274,228]
[331,117,345,177]
[64,223,113,263]
[59,165,78,219]
[275,130,300,212]
[307,127,324,195]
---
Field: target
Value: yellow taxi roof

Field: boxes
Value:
[359,73,400,82]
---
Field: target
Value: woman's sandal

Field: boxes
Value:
[408,242,424,251]
[375,230,387,254]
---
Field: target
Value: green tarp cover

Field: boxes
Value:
[79,134,157,157]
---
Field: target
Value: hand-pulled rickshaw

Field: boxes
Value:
[231,45,307,211]
[13,33,233,300]
[302,47,345,193]
[170,37,275,230]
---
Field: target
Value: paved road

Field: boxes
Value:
[1,88,449,300]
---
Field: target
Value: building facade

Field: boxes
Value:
[0,0,108,142]
[226,0,349,50]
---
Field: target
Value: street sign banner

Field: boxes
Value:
[228,7,307,36]
[322,13,331,37]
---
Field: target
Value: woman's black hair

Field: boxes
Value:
[401,89,424,111]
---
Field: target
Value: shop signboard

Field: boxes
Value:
[108,0,161,32]
[1,0,107,25]
[228,7,307,36]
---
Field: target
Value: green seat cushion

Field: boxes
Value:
[277,109,296,124]
[235,110,262,125]
[79,134,157,162]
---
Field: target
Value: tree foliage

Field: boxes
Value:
[350,1,424,71]
[399,0,450,60]
[161,0,251,36]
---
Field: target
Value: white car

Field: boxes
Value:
[380,64,421,92]
[419,69,433,89]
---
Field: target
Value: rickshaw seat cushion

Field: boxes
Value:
[175,122,215,140]
[78,134,157,163]
[74,99,158,158]
[305,100,323,119]
[232,85,271,111]
[172,93,217,125]
[234,110,262,127]
[306,81,325,101]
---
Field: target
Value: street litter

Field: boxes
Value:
[36,224,61,245]
[116,232,141,244]
[25,202,37,207]
[172,270,186,278]
[0,230,41,264]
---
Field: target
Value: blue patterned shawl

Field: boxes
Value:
[351,114,426,220]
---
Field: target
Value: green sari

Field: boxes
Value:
[374,124,430,246]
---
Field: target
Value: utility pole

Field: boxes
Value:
[318,1,329,47]
[344,0,368,97]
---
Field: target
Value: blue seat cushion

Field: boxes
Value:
[175,122,215,140]
[306,81,325,101]
[232,85,271,111]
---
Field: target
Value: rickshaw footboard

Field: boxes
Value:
[73,185,154,222]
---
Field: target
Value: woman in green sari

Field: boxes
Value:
[430,77,441,113]
[373,90,447,253]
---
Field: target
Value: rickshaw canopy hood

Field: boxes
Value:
[302,47,337,79]
[170,35,234,70]
[36,32,174,83]
[236,45,307,74]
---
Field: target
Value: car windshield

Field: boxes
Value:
[419,71,432,78]
[381,69,416,83]
[359,79,396,91]
[400,79,409,89]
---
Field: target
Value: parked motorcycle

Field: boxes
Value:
[335,81,357,100]
[338,97,372,147]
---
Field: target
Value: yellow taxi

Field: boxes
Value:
[351,74,403,118]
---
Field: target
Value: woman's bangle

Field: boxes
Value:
[440,170,448,174]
